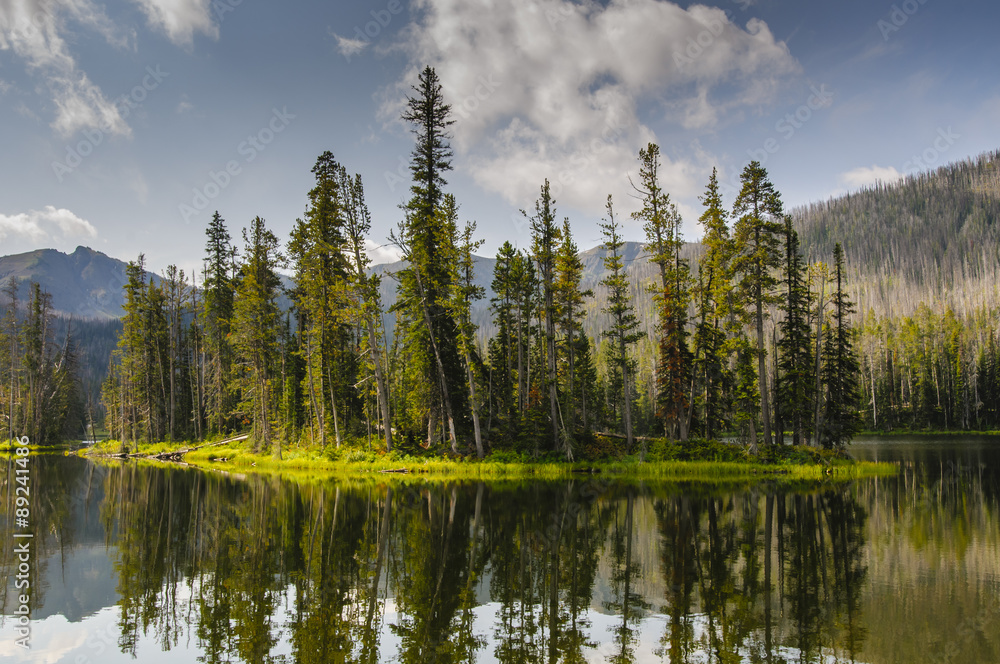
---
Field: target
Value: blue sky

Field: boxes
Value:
[1,0,998,277]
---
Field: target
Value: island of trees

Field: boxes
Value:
[82,66,997,460]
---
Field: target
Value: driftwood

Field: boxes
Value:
[89,434,252,461]
[595,432,657,442]
[379,468,410,474]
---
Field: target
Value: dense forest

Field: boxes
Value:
[0,279,90,444]
[92,65,900,459]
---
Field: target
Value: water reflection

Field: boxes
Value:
[2,448,1000,663]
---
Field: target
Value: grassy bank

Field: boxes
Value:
[78,435,898,482]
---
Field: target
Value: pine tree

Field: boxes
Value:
[393,65,463,451]
[554,217,591,458]
[489,241,519,432]
[600,195,646,456]
[203,212,236,435]
[776,216,814,446]
[633,143,692,440]
[526,179,564,453]
[820,243,861,449]
[694,168,733,440]
[288,151,353,447]
[231,216,283,455]
[449,209,486,458]
[732,161,784,448]
[342,170,394,452]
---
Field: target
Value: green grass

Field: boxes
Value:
[77,435,898,483]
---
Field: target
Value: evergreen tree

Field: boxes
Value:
[633,143,692,440]
[526,179,563,453]
[342,169,393,452]
[449,208,486,458]
[288,151,353,447]
[554,217,592,457]
[231,216,283,455]
[776,216,814,446]
[489,241,519,432]
[393,65,463,451]
[732,161,785,448]
[600,195,646,456]
[821,243,861,448]
[694,168,733,440]
[203,212,236,435]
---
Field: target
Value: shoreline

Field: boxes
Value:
[74,437,899,483]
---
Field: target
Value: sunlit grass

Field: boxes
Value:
[76,435,898,483]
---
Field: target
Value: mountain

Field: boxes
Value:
[0,246,143,319]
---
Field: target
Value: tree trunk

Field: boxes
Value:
[757,284,772,446]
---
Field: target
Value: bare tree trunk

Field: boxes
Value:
[813,277,825,447]
[413,269,458,453]
[465,357,484,458]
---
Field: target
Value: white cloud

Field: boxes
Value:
[332,30,369,58]
[365,238,402,265]
[0,206,98,243]
[840,165,902,189]
[0,0,132,138]
[129,0,218,46]
[385,0,799,217]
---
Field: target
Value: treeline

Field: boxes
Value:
[101,65,864,456]
[0,279,86,444]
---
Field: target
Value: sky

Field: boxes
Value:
[1,0,998,278]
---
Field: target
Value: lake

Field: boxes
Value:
[2,438,999,663]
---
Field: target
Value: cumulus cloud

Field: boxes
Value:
[0,0,216,137]
[840,164,902,189]
[0,206,98,242]
[385,0,799,216]
[129,0,218,46]
[0,0,133,137]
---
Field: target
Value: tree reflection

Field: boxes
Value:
[4,460,917,663]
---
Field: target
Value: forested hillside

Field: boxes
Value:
[796,151,1000,318]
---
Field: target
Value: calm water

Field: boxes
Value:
[1,440,999,663]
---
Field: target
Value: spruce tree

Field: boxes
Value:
[633,143,692,440]
[342,170,393,452]
[449,209,486,458]
[231,216,283,455]
[732,161,784,448]
[600,195,646,456]
[776,216,814,446]
[820,243,861,449]
[393,65,463,451]
[525,179,563,453]
[203,212,236,435]
[554,217,591,457]
[489,241,519,431]
[694,168,733,440]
